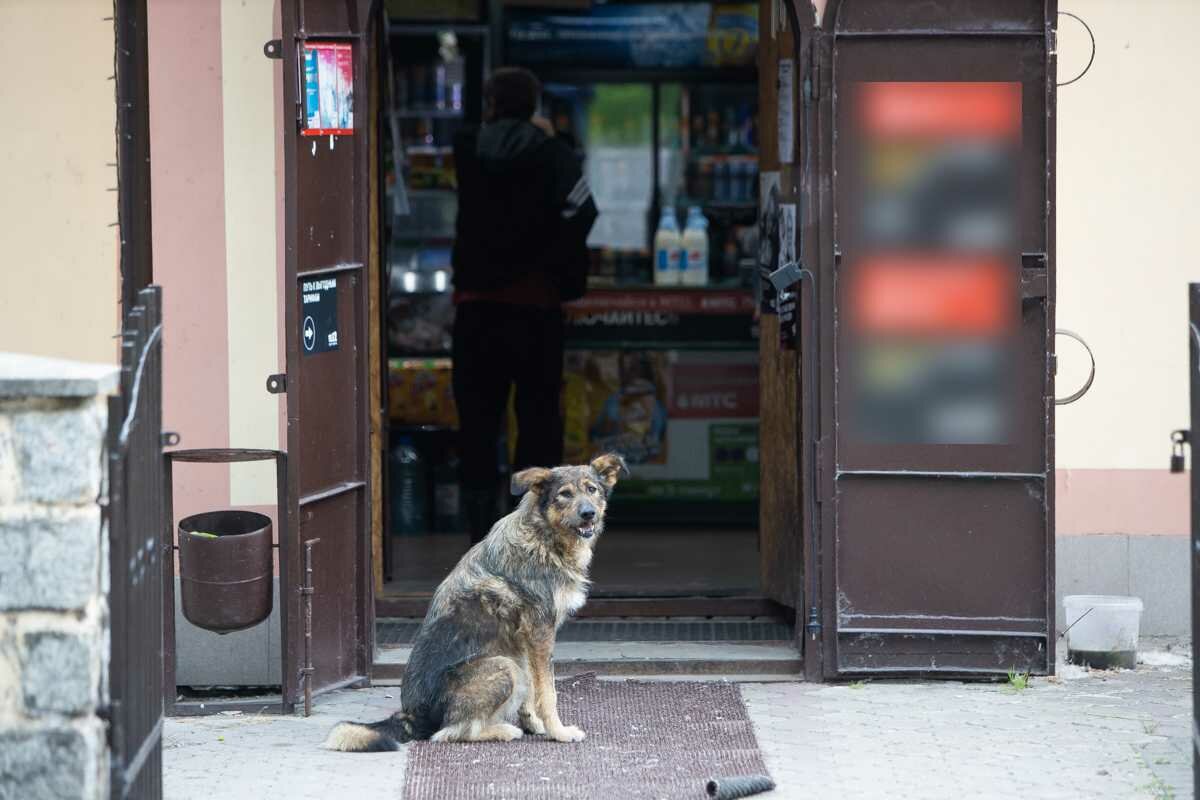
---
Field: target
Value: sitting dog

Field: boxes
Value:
[323,453,627,750]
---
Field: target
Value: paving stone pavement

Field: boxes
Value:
[164,641,1193,800]
[743,643,1193,800]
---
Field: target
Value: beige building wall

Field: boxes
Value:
[1055,0,1198,534]
[220,0,283,505]
[0,2,118,365]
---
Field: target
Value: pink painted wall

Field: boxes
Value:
[1057,469,1188,537]
[148,0,231,524]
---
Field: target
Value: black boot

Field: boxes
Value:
[464,488,496,545]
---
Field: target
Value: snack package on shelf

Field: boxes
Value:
[388,358,458,428]
[562,351,670,466]
[562,370,591,463]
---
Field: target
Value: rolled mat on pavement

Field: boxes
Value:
[402,674,774,800]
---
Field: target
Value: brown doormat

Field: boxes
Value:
[402,674,773,800]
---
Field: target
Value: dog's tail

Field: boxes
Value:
[322,711,422,752]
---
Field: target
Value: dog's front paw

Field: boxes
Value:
[519,710,546,735]
[549,725,585,743]
[493,723,524,742]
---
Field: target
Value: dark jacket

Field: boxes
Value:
[451,119,598,302]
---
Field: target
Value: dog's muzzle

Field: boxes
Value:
[576,522,597,539]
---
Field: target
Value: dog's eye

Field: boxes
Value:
[586,484,598,494]
[558,489,573,500]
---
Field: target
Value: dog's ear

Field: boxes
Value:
[590,453,629,491]
[511,467,554,497]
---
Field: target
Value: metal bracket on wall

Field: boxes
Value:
[1170,429,1190,473]
[263,39,283,59]
[161,431,180,447]
[266,373,287,394]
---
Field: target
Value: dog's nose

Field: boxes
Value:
[579,505,596,521]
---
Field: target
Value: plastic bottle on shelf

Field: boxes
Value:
[433,449,463,533]
[390,436,427,535]
[681,207,710,287]
[653,208,682,286]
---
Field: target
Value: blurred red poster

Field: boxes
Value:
[847,255,1014,336]
[857,82,1020,140]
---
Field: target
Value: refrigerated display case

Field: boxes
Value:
[505,3,762,524]
[381,14,490,572]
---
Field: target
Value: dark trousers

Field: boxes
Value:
[452,303,565,503]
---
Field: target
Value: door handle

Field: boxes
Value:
[1054,329,1095,405]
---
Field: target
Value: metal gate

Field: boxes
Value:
[1186,284,1199,796]
[106,285,165,798]
[810,0,1057,676]
[277,0,375,705]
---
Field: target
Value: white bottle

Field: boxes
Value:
[653,208,682,286]
[681,206,709,286]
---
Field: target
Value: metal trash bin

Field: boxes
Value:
[178,509,273,634]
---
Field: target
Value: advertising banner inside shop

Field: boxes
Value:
[562,350,759,507]
[506,3,757,70]
[564,288,757,347]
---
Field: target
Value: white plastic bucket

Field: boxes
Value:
[1063,594,1143,669]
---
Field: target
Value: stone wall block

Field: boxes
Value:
[21,630,96,716]
[0,727,87,800]
[11,399,105,505]
[0,507,99,612]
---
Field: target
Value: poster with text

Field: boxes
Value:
[303,42,354,136]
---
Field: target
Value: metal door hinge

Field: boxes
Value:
[266,374,287,394]
[263,39,283,59]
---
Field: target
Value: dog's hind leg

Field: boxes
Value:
[431,656,529,743]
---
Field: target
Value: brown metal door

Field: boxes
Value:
[816,0,1056,676]
[279,0,375,704]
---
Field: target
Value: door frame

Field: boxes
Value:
[279,0,377,705]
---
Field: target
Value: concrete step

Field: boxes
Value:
[372,641,802,681]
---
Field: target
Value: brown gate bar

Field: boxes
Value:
[107,286,165,798]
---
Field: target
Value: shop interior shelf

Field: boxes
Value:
[562,340,757,352]
[390,422,456,434]
[388,347,452,359]
[388,23,489,37]
[575,284,752,294]
[391,107,465,119]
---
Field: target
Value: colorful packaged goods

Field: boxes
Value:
[388,358,457,428]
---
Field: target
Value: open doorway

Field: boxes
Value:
[373,3,788,654]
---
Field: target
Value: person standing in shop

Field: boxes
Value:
[451,67,599,544]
